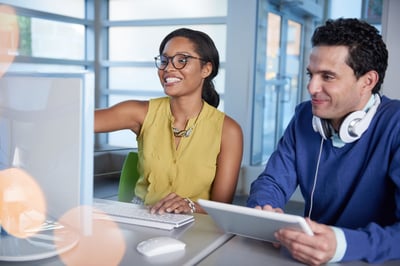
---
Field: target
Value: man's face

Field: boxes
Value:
[306,45,370,130]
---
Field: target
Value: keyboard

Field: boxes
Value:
[92,198,194,230]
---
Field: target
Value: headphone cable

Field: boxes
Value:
[308,137,324,218]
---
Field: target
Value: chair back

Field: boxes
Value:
[118,151,139,202]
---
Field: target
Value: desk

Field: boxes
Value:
[0,214,231,266]
[116,214,232,266]
[199,235,400,266]
[1,214,399,266]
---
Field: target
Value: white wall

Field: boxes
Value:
[225,0,257,167]
[224,0,259,195]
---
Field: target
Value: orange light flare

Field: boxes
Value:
[0,168,47,238]
[0,5,19,78]
[55,206,126,265]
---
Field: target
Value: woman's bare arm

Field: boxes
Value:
[94,100,148,135]
[210,115,243,204]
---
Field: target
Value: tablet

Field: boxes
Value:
[198,199,313,243]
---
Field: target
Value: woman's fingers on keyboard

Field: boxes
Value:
[160,196,184,214]
[150,193,189,214]
[149,193,176,214]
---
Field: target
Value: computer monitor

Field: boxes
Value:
[0,71,94,261]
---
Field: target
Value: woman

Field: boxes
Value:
[95,28,243,214]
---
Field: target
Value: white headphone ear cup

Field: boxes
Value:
[313,94,380,143]
[312,116,328,140]
[339,110,366,143]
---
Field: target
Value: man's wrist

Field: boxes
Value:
[329,226,347,263]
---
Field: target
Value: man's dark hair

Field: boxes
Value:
[311,18,388,93]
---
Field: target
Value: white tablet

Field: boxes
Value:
[198,199,313,243]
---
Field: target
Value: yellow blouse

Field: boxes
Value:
[135,97,225,205]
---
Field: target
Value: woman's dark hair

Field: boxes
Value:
[311,18,388,93]
[159,28,220,107]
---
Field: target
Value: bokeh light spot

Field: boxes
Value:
[0,5,18,78]
[0,168,47,238]
[55,206,126,265]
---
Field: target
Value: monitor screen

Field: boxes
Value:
[0,72,94,261]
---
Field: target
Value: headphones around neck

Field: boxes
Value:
[312,94,381,143]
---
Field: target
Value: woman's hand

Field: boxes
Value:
[149,193,195,214]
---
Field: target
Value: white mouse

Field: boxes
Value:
[137,236,186,257]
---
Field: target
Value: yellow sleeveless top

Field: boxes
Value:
[135,97,225,205]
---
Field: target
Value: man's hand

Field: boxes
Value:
[255,204,284,213]
[275,218,336,266]
[255,204,284,248]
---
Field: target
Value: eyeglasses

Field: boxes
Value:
[154,54,206,70]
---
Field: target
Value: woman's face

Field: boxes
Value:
[157,36,211,98]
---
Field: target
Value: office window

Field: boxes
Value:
[109,0,227,20]
[20,17,85,60]
[0,1,88,73]
[0,0,85,18]
[8,63,85,73]
[105,1,227,148]
[251,4,304,165]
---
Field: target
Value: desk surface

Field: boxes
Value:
[116,214,232,266]
[199,235,400,266]
[0,213,231,266]
[1,212,399,266]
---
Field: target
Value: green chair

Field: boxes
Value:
[118,151,140,202]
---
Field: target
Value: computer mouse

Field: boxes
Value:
[136,236,186,257]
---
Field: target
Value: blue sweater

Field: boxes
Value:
[247,95,400,263]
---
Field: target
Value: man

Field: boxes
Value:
[247,18,400,265]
